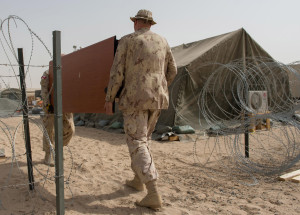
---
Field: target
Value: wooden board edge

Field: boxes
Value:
[278,169,300,181]
[291,175,300,183]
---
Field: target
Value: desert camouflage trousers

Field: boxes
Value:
[122,109,161,184]
[42,112,75,153]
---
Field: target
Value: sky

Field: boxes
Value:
[0,0,300,89]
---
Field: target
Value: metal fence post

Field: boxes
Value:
[53,31,64,215]
[18,48,34,190]
[242,30,250,158]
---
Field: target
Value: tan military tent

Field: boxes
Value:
[287,63,300,98]
[158,28,290,129]
[77,28,290,130]
[0,88,22,101]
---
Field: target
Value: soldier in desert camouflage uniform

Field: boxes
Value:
[105,9,177,210]
[40,70,75,166]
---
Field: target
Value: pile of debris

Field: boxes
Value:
[73,113,198,142]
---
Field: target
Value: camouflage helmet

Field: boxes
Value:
[130,9,157,25]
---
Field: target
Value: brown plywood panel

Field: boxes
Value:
[49,36,116,113]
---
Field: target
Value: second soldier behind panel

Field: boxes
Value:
[105,9,177,210]
[40,70,75,166]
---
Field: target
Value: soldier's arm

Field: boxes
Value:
[166,47,177,87]
[40,71,50,108]
[105,38,126,102]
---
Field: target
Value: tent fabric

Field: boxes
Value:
[158,28,290,129]
[288,64,300,98]
[172,30,241,68]
[0,88,22,101]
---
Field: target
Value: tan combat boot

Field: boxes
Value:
[126,175,144,191]
[44,151,54,167]
[136,180,162,210]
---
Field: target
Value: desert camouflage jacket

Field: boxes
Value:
[40,70,51,112]
[105,28,177,110]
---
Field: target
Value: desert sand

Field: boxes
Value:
[1,115,300,215]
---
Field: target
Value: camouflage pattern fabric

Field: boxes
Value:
[106,27,177,184]
[40,71,75,152]
[123,109,161,183]
[105,28,177,111]
[40,70,51,111]
[42,114,54,152]
[42,113,75,152]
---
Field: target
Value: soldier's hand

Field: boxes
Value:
[104,102,113,115]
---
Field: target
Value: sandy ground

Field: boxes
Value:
[1,115,300,215]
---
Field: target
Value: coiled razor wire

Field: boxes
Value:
[0,15,75,214]
[170,57,300,182]
[1,13,300,211]
[0,15,52,115]
[0,116,75,213]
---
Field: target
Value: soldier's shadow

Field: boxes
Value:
[64,188,154,215]
[0,160,155,214]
